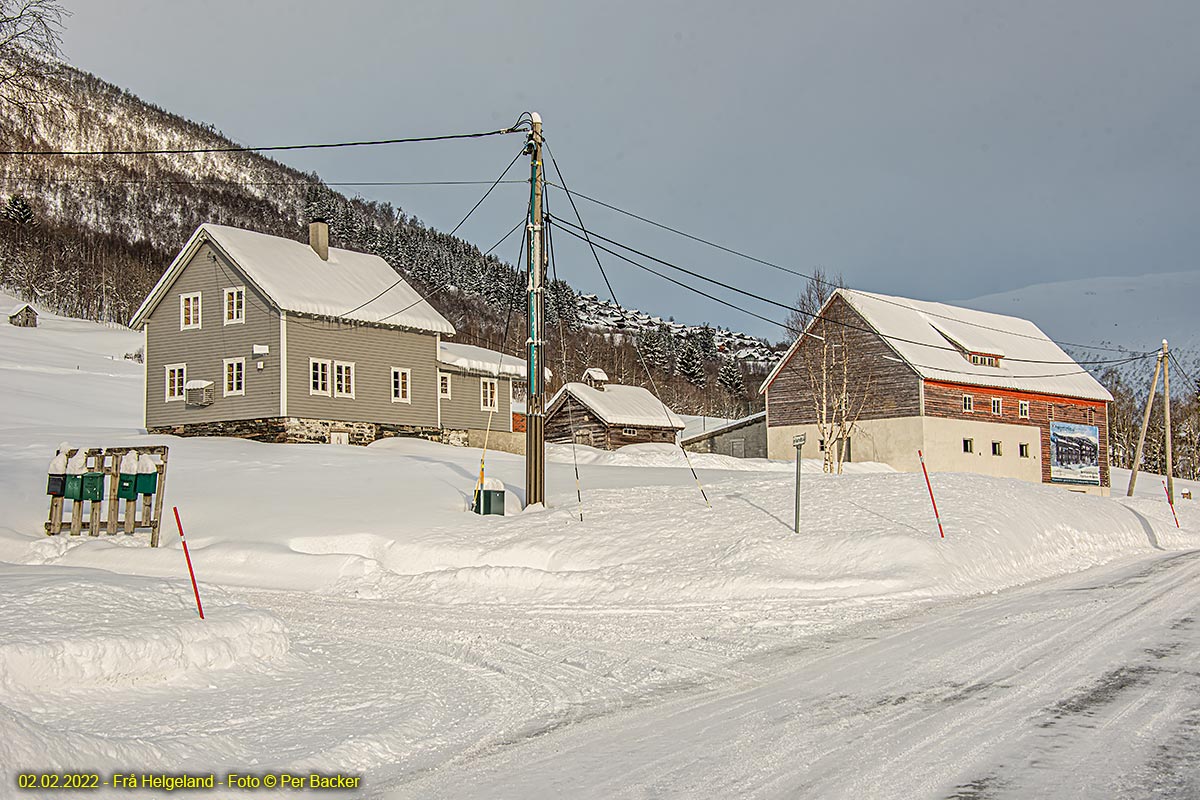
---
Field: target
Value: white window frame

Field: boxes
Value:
[309,358,331,396]
[392,367,411,404]
[165,363,186,402]
[991,397,1002,415]
[962,395,974,413]
[223,357,245,397]
[1019,400,1030,419]
[622,427,638,436]
[480,377,499,412]
[223,286,245,326]
[334,361,356,399]
[439,371,452,399]
[1019,442,1031,458]
[179,292,202,331]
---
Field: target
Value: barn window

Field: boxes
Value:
[1019,400,1030,419]
[991,398,1002,415]
[963,438,974,454]
[622,427,637,436]
[969,353,1000,367]
[1019,443,1031,458]
[962,395,974,413]
[991,441,1003,456]
[1087,408,1095,425]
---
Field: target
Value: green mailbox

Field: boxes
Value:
[64,473,83,501]
[472,479,505,516]
[136,471,158,495]
[80,472,104,502]
[117,473,138,500]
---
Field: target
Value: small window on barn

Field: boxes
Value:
[1019,400,1030,419]
[481,378,498,412]
[969,353,1000,367]
[223,287,245,325]
[962,395,974,413]
[391,368,411,403]
[180,292,202,331]
[963,438,974,454]
[622,427,637,436]
[1087,408,1095,425]
[1019,443,1031,458]
[991,441,1003,456]
[992,398,1002,415]
[439,372,452,399]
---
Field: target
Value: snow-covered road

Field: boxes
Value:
[391,549,1200,799]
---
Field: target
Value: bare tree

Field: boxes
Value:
[0,0,67,115]
[785,266,843,339]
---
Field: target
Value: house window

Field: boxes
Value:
[1019,443,1031,458]
[963,438,974,454]
[223,358,245,397]
[223,287,245,325]
[991,398,1002,415]
[165,364,186,402]
[179,292,202,330]
[622,427,637,436]
[439,372,452,399]
[970,353,999,367]
[962,395,974,413]
[392,368,411,403]
[992,441,1003,456]
[481,378,498,411]
[334,361,355,398]
[1019,400,1030,419]
[309,359,331,396]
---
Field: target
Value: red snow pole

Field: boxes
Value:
[173,506,205,619]
[1163,480,1181,528]
[918,450,945,539]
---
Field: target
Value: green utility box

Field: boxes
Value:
[117,473,138,500]
[47,473,65,497]
[136,471,158,495]
[472,488,505,516]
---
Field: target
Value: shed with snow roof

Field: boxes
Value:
[545,371,685,450]
[760,288,1113,494]
[7,303,37,328]
[681,411,766,458]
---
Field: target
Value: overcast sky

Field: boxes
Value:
[61,1,1200,341]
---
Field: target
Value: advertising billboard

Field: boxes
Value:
[1050,421,1101,485]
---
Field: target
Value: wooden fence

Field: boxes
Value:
[45,446,170,547]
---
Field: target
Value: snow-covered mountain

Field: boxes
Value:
[965,269,1200,392]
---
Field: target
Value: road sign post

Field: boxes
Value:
[793,433,806,532]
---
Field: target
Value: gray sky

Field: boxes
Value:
[61,1,1200,342]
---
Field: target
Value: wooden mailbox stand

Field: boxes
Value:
[45,446,171,547]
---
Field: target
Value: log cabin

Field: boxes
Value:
[761,288,1113,494]
[545,369,685,450]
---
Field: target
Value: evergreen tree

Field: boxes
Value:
[695,324,718,359]
[2,195,35,226]
[679,341,707,387]
[718,360,745,396]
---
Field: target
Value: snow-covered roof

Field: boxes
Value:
[680,411,766,444]
[550,382,685,429]
[438,341,547,379]
[130,224,455,335]
[762,289,1112,402]
[7,303,35,317]
[583,367,609,383]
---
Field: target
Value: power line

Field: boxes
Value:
[547,213,1149,368]
[0,124,528,157]
[543,179,1137,355]
[1168,351,1199,393]
[0,176,528,187]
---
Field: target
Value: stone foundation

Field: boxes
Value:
[149,417,467,447]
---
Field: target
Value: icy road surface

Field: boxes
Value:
[390,549,1200,799]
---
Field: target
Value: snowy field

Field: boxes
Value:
[0,294,1197,798]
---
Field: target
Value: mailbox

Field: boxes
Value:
[81,472,104,502]
[136,471,158,495]
[47,473,66,497]
[117,473,138,500]
[64,474,83,501]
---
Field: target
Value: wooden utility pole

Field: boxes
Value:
[1127,348,1163,496]
[524,113,546,507]
[1163,339,1174,504]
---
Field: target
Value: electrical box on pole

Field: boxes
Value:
[524,113,546,507]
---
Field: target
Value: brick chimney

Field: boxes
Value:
[309,219,329,261]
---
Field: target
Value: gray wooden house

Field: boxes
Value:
[7,303,37,327]
[545,369,685,450]
[131,222,523,445]
[682,411,766,458]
